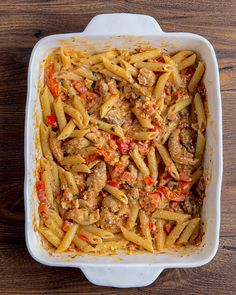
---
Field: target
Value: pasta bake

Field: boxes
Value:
[36,46,207,255]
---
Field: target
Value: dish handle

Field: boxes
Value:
[83,13,163,35]
[80,266,164,288]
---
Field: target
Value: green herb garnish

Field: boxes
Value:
[136,95,141,100]
[110,126,115,132]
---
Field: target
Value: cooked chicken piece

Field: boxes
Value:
[104,108,124,126]
[98,79,109,97]
[63,138,90,155]
[65,208,100,225]
[49,131,64,163]
[138,68,156,86]
[83,162,107,203]
[102,195,121,213]
[99,204,129,234]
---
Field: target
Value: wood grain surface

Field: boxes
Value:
[0,1,235,294]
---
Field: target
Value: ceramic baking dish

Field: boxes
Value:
[24,13,223,288]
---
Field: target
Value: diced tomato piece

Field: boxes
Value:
[172,88,186,100]
[144,176,154,186]
[179,172,192,183]
[38,202,49,214]
[116,138,132,155]
[36,181,45,192]
[98,149,114,163]
[45,66,59,98]
[80,235,88,242]
[46,114,57,127]
[73,81,87,94]
[85,153,98,163]
[37,191,47,202]
[164,223,172,234]
[107,180,120,187]
[62,220,72,232]
[149,222,155,230]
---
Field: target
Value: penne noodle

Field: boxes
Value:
[54,97,67,132]
[129,49,161,63]
[120,226,154,253]
[40,123,53,160]
[147,147,158,183]
[69,129,90,138]
[177,218,200,244]
[102,57,134,83]
[132,107,154,129]
[165,221,189,248]
[90,117,124,138]
[44,217,64,239]
[81,225,114,240]
[152,210,191,223]
[57,119,76,140]
[139,210,152,243]
[80,51,117,65]
[195,130,206,167]
[104,184,128,204]
[155,219,167,252]
[135,62,174,72]
[188,61,205,93]
[194,92,207,131]
[72,96,90,126]
[129,146,150,176]
[62,154,85,165]
[120,60,138,77]
[153,72,171,99]
[156,144,179,180]
[178,54,196,71]
[130,131,157,141]
[74,66,101,81]
[168,97,192,118]
[56,223,79,252]
[42,170,54,205]
[171,50,193,64]
[40,85,53,123]
[71,164,91,173]
[38,226,61,248]
[77,228,102,244]
[73,234,95,252]
[63,103,84,129]
[100,94,119,118]
[191,166,203,187]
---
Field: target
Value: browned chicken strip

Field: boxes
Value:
[63,138,90,155]
[49,131,64,163]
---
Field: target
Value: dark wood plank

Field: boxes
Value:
[0,1,235,294]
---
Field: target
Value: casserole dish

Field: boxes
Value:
[24,13,223,288]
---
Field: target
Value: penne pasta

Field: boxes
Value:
[130,146,150,176]
[56,223,79,252]
[168,97,192,118]
[71,164,91,173]
[57,119,76,140]
[102,57,133,83]
[188,61,205,93]
[104,184,128,204]
[120,226,154,253]
[176,218,200,244]
[153,72,171,99]
[155,219,167,252]
[40,123,53,160]
[77,228,102,244]
[130,131,157,141]
[100,94,119,118]
[156,144,179,180]
[40,85,53,123]
[72,96,90,126]
[147,147,158,183]
[194,92,207,131]
[152,210,191,223]
[171,50,193,64]
[90,117,124,138]
[54,97,67,132]
[129,49,161,63]
[135,62,174,72]
[178,54,196,71]
[165,221,189,248]
[63,103,84,129]
[132,107,154,129]
[38,226,61,248]
[139,210,152,243]
[81,225,114,240]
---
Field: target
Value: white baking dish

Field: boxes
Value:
[24,13,223,288]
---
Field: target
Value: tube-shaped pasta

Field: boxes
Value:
[132,107,154,129]
[129,49,161,63]
[171,50,193,64]
[40,85,52,123]
[104,184,128,204]
[38,227,61,248]
[147,147,158,183]
[102,57,133,83]
[40,123,53,160]
[176,218,200,245]
[120,60,138,77]
[168,97,192,118]
[56,223,79,252]
[165,221,189,248]
[194,93,207,131]
[188,61,205,93]
[195,130,206,167]
[63,103,84,129]
[139,210,152,243]
[120,226,154,253]
[156,144,179,180]
[178,54,196,71]
[72,96,90,126]
[81,225,114,239]
[90,117,124,138]
[129,146,150,176]
[54,97,67,132]
[77,228,102,244]
[153,72,171,99]
[135,62,174,72]
[152,210,191,223]
[155,219,167,252]
[42,170,54,205]
[64,171,79,195]
[100,94,119,118]
[57,119,76,140]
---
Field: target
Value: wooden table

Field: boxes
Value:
[0,1,235,294]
